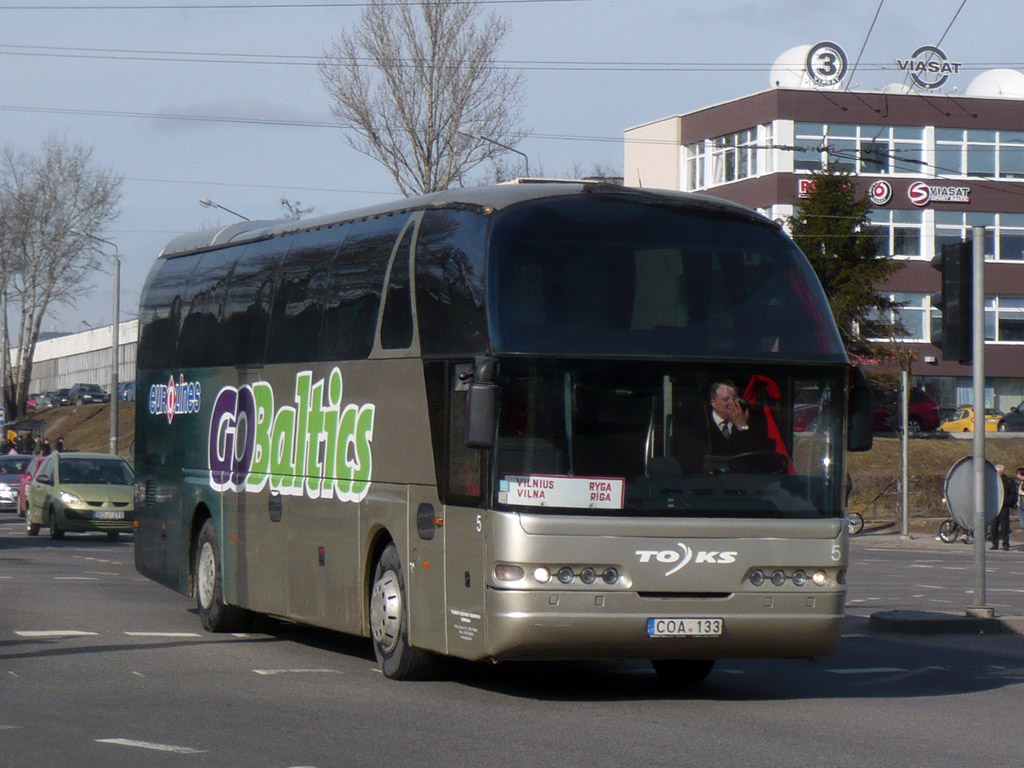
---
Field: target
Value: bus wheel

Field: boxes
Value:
[195,519,245,633]
[651,659,715,686]
[370,543,435,680]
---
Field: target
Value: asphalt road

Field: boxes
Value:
[2,515,1024,768]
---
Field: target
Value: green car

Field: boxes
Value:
[26,452,135,540]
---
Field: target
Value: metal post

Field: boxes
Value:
[900,369,909,538]
[970,226,987,612]
[110,252,120,456]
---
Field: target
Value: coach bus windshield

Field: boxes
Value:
[488,194,846,362]
[492,362,844,519]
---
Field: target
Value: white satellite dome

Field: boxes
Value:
[881,82,914,94]
[966,69,1024,99]
[770,45,813,89]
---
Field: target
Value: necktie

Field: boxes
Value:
[721,421,731,439]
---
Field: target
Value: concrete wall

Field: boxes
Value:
[22,319,138,395]
[623,117,682,191]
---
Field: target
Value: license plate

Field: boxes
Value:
[647,618,723,637]
[94,510,125,520]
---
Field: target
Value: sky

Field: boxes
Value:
[2,0,1022,333]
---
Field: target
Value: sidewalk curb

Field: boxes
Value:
[869,610,1024,635]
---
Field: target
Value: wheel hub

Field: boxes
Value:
[197,541,216,610]
[370,570,402,654]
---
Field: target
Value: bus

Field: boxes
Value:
[133,181,873,683]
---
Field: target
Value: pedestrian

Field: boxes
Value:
[992,464,1014,551]
[56,436,64,453]
[1017,467,1024,549]
[41,438,51,456]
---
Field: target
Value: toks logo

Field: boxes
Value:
[208,369,375,502]
[636,543,738,576]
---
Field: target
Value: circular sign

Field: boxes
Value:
[805,41,848,88]
[906,45,955,91]
[908,180,930,206]
[943,457,1002,530]
[868,180,892,206]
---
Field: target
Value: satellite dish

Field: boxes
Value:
[770,45,813,89]
[943,457,1002,530]
[966,69,1024,99]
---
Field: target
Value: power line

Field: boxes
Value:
[0,0,592,9]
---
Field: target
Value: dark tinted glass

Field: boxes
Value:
[380,226,414,350]
[217,239,284,366]
[319,215,406,361]
[415,208,488,356]
[175,248,236,368]
[489,196,846,362]
[138,255,199,370]
[265,227,347,365]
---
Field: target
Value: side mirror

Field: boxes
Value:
[465,357,499,449]
[847,367,874,452]
[36,474,52,485]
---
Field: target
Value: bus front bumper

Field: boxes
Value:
[478,587,845,662]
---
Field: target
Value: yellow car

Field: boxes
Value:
[938,406,1003,433]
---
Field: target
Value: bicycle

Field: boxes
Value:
[938,517,971,544]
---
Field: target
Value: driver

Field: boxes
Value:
[705,381,774,468]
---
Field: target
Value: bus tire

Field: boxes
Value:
[370,543,435,680]
[195,518,246,633]
[26,520,39,536]
[651,659,715,686]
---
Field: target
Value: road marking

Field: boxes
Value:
[96,738,206,754]
[253,669,342,676]
[54,577,99,581]
[15,630,98,638]
[828,667,906,675]
[124,632,201,638]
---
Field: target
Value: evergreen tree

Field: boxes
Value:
[787,164,903,359]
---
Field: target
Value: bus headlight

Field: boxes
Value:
[602,568,619,585]
[770,570,787,586]
[556,567,574,584]
[533,567,551,583]
[579,567,597,585]
[791,570,807,587]
[749,569,766,586]
[495,564,525,582]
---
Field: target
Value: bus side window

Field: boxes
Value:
[380,225,414,350]
[319,215,407,362]
[217,240,283,367]
[137,255,197,370]
[176,248,235,369]
[415,208,488,356]
[265,228,343,365]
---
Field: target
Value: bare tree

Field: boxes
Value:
[280,197,315,220]
[0,136,121,417]
[318,0,526,196]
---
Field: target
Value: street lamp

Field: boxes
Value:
[74,231,120,456]
[199,197,250,221]
[457,127,530,177]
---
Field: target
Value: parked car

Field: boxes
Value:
[55,388,71,406]
[872,387,941,433]
[68,383,111,405]
[118,381,136,401]
[17,455,46,518]
[996,402,1024,432]
[937,406,1004,433]
[0,454,34,513]
[26,452,135,539]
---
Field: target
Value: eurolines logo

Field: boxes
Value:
[208,369,375,503]
[149,374,202,424]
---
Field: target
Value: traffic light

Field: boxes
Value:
[930,242,972,363]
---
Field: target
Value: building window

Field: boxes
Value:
[868,209,923,259]
[686,142,705,191]
[794,124,923,175]
[934,129,1024,179]
[934,212,1018,259]
[709,128,758,186]
[990,297,1024,342]
[868,292,928,342]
